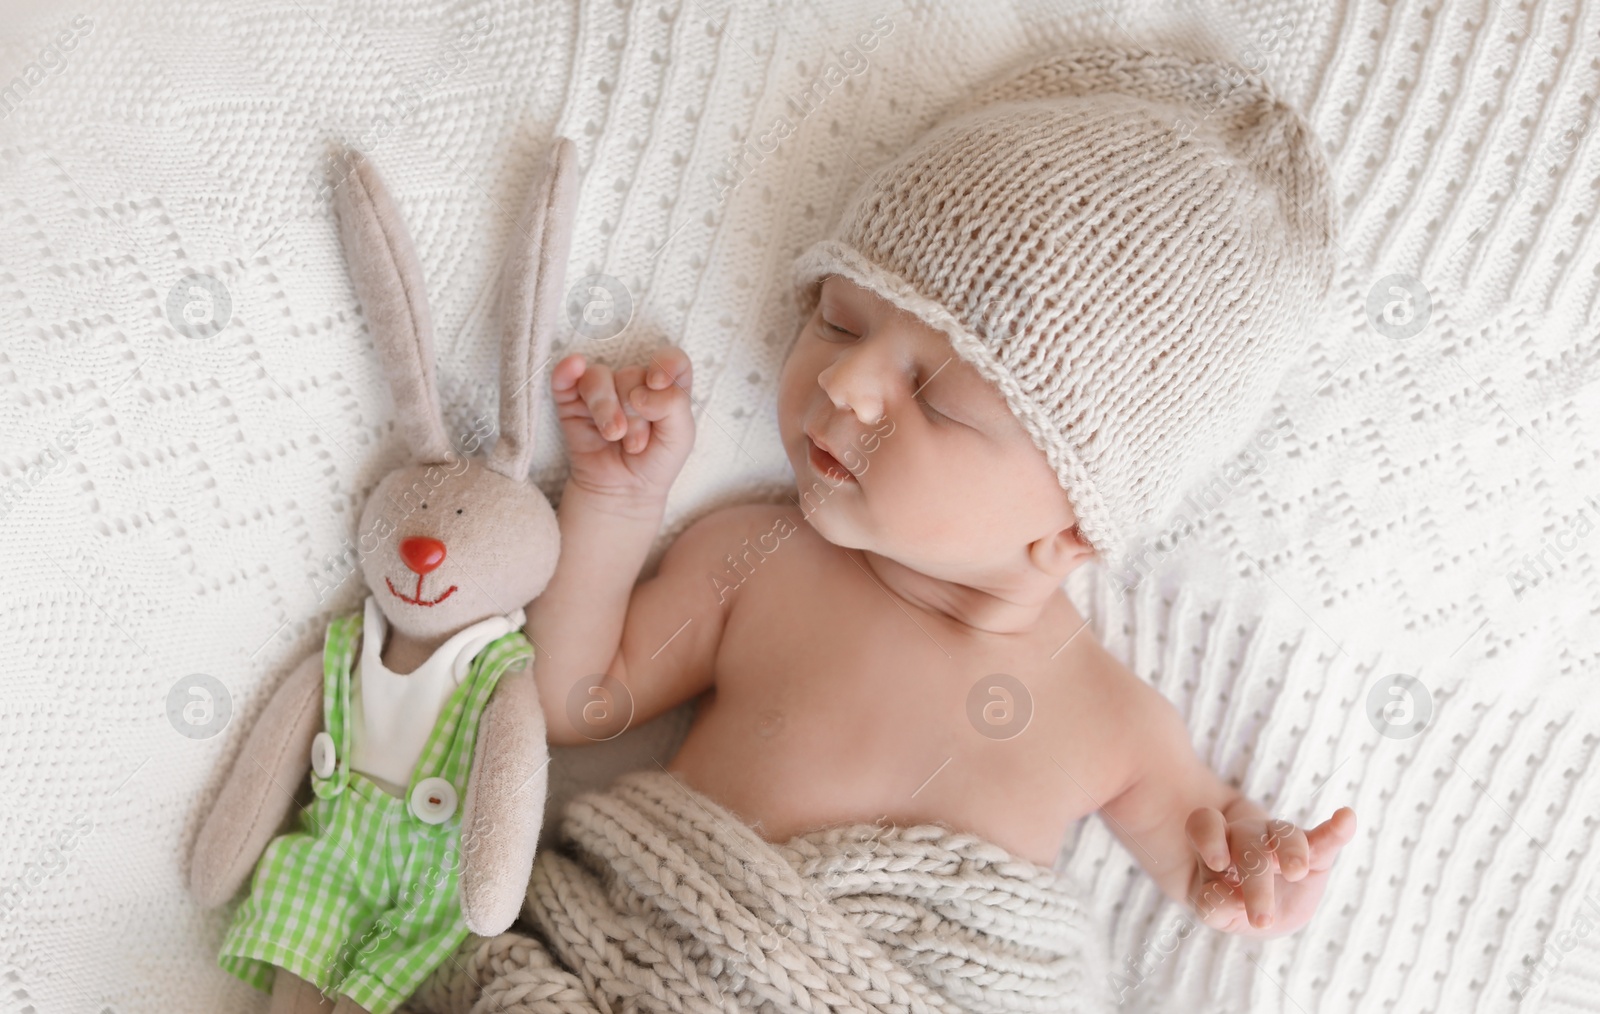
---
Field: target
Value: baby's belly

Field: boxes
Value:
[664,688,1080,867]
[665,701,883,840]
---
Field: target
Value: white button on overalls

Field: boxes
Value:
[310,732,337,779]
[410,777,457,824]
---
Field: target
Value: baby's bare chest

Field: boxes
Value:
[664,536,1125,866]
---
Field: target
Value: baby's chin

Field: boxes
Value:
[789,478,919,561]
[791,474,870,544]
[792,475,849,517]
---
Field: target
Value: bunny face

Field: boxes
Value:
[358,461,559,642]
[331,138,579,646]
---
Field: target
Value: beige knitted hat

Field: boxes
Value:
[791,46,1339,567]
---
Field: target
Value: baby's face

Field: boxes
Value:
[778,275,1087,578]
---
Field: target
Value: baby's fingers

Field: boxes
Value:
[1275,825,1311,882]
[611,366,652,454]
[1239,851,1275,928]
[1305,807,1358,872]
[630,347,693,420]
[574,360,628,441]
[1191,877,1245,929]
[1186,807,1232,873]
[551,353,589,403]
[646,346,693,392]
[624,347,696,452]
[627,372,689,420]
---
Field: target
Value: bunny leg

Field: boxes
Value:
[269,970,337,1013]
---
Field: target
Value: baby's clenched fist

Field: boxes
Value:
[551,347,695,506]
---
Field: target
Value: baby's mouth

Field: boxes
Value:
[806,436,857,484]
[386,574,459,606]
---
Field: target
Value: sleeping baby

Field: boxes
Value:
[525,46,1356,951]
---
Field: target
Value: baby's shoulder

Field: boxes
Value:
[1036,632,1162,743]
[659,502,822,574]
[1061,638,1201,790]
[667,501,805,548]
[660,502,838,611]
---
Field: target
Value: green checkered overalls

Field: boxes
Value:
[218,607,533,1013]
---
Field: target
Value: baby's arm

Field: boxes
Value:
[535,503,742,745]
[1099,679,1357,936]
[524,348,723,745]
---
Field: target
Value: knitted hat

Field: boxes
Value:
[791,46,1339,567]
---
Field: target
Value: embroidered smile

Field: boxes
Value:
[386,575,458,606]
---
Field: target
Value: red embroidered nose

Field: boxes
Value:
[399,537,447,575]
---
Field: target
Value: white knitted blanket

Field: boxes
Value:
[401,769,1106,1014]
[1,1,1598,1013]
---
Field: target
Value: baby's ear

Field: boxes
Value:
[1067,523,1099,566]
[1032,522,1094,578]
[1070,523,1097,558]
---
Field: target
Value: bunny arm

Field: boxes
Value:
[458,657,549,934]
[189,650,324,909]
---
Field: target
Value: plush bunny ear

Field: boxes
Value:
[488,137,579,481]
[331,148,455,465]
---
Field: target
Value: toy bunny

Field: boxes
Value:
[187,136,578,1014]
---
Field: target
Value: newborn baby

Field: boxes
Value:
[528,274,1352,936]
[527,48,1356,937]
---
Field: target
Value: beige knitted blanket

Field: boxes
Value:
[403,770,1107,1014]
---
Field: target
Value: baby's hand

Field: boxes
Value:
[1185,806,1356,935]
[551,347,695,505]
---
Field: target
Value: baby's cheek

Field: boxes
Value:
[875,445,961,528]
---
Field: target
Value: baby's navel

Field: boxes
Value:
[755,708,786,738]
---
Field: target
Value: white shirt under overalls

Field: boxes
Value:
[349,595,527,797]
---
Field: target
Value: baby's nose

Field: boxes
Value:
[400,536,447,575]
[814,340,899,424]
[819,371,884,425]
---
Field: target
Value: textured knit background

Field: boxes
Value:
[1,1,1597,1012]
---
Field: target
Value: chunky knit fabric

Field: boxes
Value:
[791,47,1339,565]
[401,770,1107,1014]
